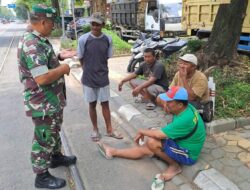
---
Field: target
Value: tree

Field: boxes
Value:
[198,0,248,71]
[15,4,29,20]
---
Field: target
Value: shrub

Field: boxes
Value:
[61,38,77,50]
[82,24,91,33]
[186,39,205,53]
[51,28,63,37]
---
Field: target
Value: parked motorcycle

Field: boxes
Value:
[127,34,187,72]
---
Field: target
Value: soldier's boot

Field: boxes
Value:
[50,153,77,168]
[35,171,66,189]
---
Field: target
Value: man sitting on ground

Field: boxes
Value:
[157,54,209,109]
[118,48,168,110]
[97,86,206,186]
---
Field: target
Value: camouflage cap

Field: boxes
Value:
[90,12,105,24]
[31,4,56,19]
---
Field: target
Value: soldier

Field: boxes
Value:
[17,4,77,189]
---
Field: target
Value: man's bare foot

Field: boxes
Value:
[160,164,182,181]
[97,142,115,159]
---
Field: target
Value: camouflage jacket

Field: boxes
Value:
[17,30,66,118]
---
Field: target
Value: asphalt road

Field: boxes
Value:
[0,23,169,190]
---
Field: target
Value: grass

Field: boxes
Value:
[60,28,131,56]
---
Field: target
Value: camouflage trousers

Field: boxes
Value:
[31,111,63,174]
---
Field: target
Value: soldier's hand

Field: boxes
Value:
[59,49,77,60]
[61,64,70,75]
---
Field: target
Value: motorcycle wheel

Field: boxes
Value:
[127,57,134,72]
[130,59,142,72]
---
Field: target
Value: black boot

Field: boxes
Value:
[50,153,77,168]
[35,171,66,189]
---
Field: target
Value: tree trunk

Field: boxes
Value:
[51,0,60,17]
[92,0,106,15]
[198,0,248,71]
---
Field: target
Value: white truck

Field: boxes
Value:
[109,0,184,39]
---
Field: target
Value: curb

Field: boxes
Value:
[60,130,85,190]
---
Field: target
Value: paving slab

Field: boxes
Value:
[194,168,240,190]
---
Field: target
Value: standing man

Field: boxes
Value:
[17,4,77,189]
[77,12,123,141]
[118,48,168,110]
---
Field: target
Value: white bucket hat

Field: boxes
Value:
[179,54,198,65]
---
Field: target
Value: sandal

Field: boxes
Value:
[90,131,101,142]
[96,142,113,160]
[134,97,150,103]
[106,130,123,139]
[146,102,156,110]
[151,174,165,190]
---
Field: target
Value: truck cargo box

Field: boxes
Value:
[182,0,250,35]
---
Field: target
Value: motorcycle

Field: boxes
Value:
[127,34,187,72]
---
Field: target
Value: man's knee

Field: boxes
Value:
[146,137,161,151]
[89,101,97,109]
[129,79,137,88]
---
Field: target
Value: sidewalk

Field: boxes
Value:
[52,38,250,190]
[69,55,250,190]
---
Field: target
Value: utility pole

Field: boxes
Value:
[71,0,77,40]
[60,0,65,38]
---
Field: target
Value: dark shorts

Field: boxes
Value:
[161,139,196,165]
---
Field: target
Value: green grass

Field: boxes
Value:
[60,29,131,56]
[102,28,131,55]
[51,28,63,38]
[211,67,250,118]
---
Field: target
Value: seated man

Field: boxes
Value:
[157,54,209,109]
[118,48,168,110]
[97,86,206,185]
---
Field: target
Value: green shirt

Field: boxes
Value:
[161,104,206,160]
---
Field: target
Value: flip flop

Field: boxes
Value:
[146,102,156,110]
[96,142,113,160]
[90,131,101,142]
[106,130,123,139]
[151,174,165,190]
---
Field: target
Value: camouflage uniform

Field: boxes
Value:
[17,28,66,174]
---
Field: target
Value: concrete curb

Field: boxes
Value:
[60,130,85,190]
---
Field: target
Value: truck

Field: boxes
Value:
[109,0,184,40]
[182,0,250,51]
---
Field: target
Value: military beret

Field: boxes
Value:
[31,4,56,19]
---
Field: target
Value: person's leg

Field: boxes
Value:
[146,138,182,181]
[98,142,154,159]
[51,111,63,155]
[129,79,148,99]
[31,116,66,188]
[101,101,112,134]
[89,101,98,132]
